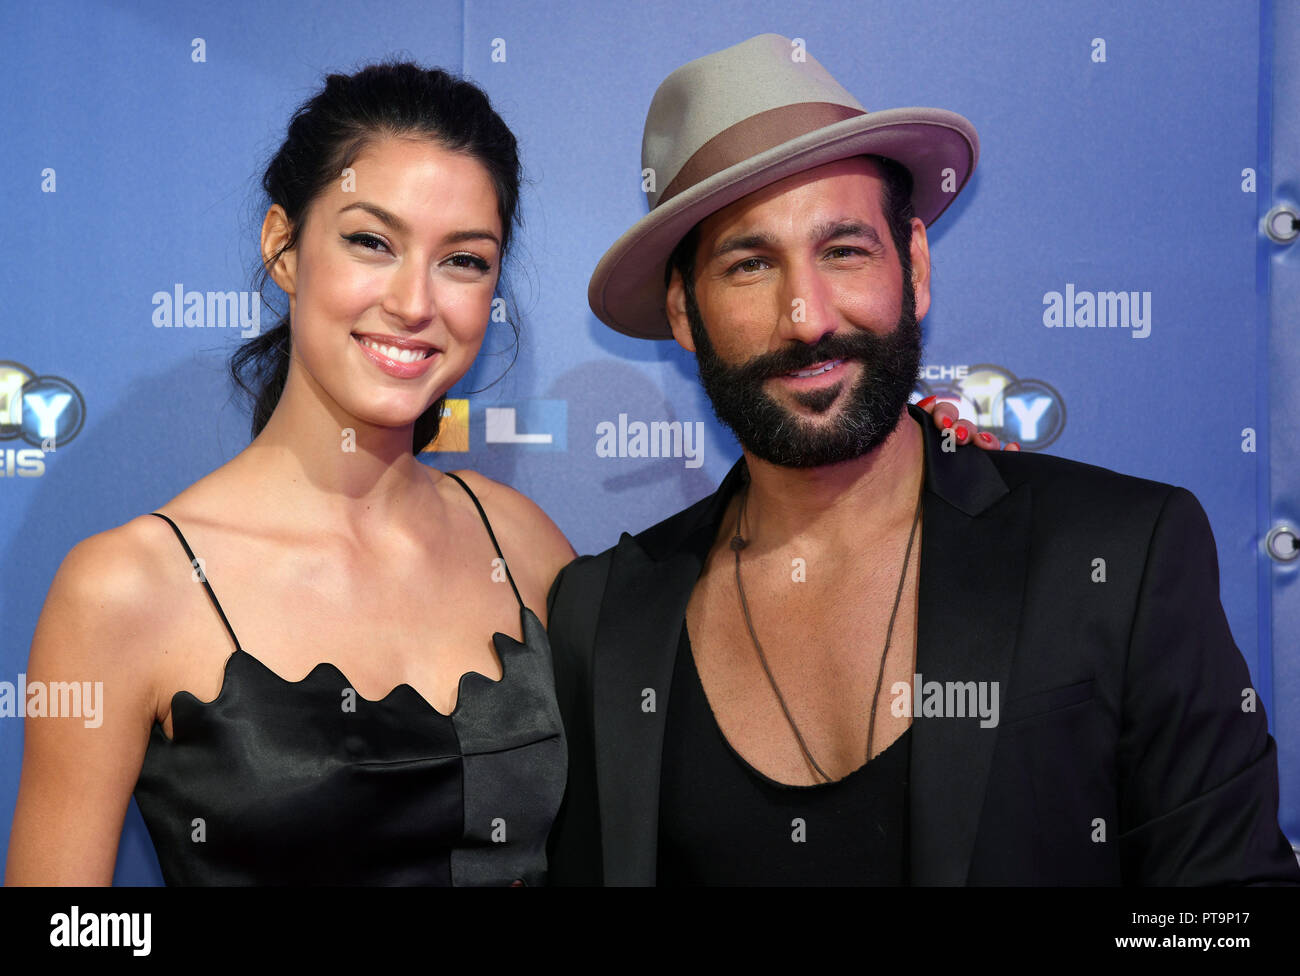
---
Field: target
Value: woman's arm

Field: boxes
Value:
[6,524,164,885]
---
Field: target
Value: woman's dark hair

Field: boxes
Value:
[231,61,522,453]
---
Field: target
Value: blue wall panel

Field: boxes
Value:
[1,0,1292,883]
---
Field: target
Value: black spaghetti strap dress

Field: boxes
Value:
[132,473,566,885]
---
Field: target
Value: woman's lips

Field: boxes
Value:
[352,334,438,379]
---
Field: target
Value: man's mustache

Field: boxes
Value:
[729,331,892,384]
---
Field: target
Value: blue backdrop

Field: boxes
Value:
[2,0,1297,883]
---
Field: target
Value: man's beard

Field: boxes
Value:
[685,277,923,469]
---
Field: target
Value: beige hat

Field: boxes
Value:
[588,33,980,340]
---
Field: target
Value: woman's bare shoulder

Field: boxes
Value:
[444,469,575,594]
[42,454,252,653]
[46,513,191,637]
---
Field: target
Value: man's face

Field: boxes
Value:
[666,156,931,468]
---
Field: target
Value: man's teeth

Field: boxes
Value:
[358,337,431,364]
[789,359,842,378]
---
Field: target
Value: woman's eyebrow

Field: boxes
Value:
[338,201,408,233]
[444,229,501,248]
[337,202,499,248]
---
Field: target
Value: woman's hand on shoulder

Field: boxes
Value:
[915,396,1020,451]
[447,470,575,622]
[5,516,175,885]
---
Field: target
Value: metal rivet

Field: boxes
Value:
[1264,205,1299,244]
[1265,525,1299,562]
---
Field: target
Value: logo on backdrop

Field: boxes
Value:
[420,399,568,453]
[0,360,86,478]
[914,364,1066,450]
[423,399,469,453]
[484,400,567,452]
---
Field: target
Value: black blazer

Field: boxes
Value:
[546,405,1300,885]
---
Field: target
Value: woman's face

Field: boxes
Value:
[266,135,503,435]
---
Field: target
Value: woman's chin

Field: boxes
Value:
[349,396,444,427]
[334,409,422,440]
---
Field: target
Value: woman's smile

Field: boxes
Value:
[351,332,441,379]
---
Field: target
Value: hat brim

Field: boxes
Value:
[588,107,979,340]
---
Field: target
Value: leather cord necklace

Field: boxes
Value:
[730,471,924,783]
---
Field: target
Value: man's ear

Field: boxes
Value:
[665,266,696,353]
[260,204,298,296]
[908,216,931,322]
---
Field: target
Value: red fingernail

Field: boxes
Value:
[957,426,968,442]
[917,395,937,408]
[941,416,953,429]
[979,432,992,443]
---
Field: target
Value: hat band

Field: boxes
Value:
[656,102,865,208]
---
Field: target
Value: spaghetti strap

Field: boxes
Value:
[443,472,525,609]
[149,512,242,652]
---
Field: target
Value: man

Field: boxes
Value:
[545,34,1299,885]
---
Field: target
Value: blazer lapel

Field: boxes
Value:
[587,410,1030,886]
[907,404,1032,884]
[591,462,747,885]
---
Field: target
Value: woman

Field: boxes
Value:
[6,61,992,886]
[7,62,574,885]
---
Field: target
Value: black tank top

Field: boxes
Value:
[658,625,910,884]
[132,472,566,885]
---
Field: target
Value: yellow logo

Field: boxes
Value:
[422,398,469,453]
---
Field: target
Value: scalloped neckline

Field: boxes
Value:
[153,605,539,744]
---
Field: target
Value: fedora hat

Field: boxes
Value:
[588,33,980,340]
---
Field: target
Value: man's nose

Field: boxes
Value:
[776,261,836,346]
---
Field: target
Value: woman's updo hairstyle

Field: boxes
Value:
[231,61,521,453]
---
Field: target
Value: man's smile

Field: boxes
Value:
[774,357,851,391]
[787,358,844,378]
